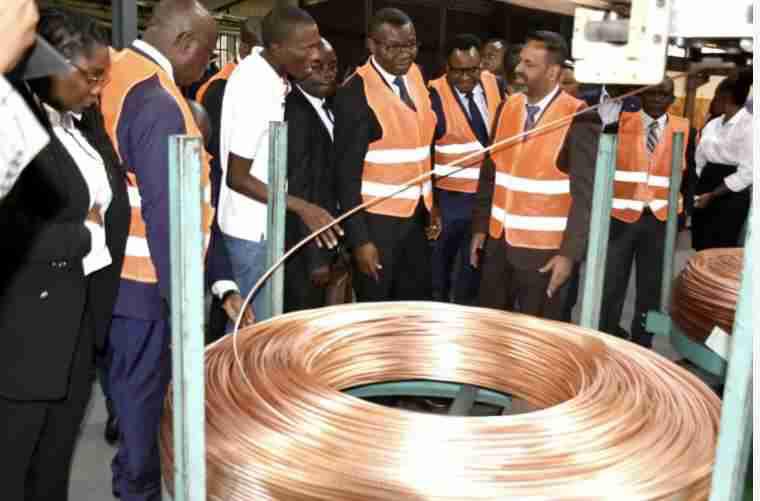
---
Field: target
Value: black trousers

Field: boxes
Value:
[284,255,328,313]
[599,212,665,348]
[0,315,94,501]
[692,162,751,251]
[352,204,432,302]
[477,237,570,320]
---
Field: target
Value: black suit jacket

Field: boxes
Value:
[0,81,128,400]
[283,88,336,303]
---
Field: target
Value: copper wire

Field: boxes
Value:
[672,248,743,342]
[159,72,722,499]
[161,303,721,500]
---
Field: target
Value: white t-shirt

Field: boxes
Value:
[218,47,291,241]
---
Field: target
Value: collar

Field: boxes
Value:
[44,103,81,129]
[132,40,174,82]
[371,56,405,88]
[454,82,484,100]
[296,84,325,109]
[527,85,560,115]
[641,110,668,129]
[723,107,749,127]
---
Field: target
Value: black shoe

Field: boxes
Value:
[104,415,119,445]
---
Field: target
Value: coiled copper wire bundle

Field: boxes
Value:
[159,302,720,500]
[672,248,743,343]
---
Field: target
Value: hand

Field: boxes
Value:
[297,202,343,249]
[354,242,381,281]
[310,265,331,288]
[425,207,442,241]
[0,0,38,73]
[86,205,103,226]
[694,192,715,209]
[539,255,574,299]
[222,292,255,327]
[469,232,486,268]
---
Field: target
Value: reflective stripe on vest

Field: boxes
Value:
[195,62,237,104]
[356,61,437,217]
[488,91,584,250]
[430,72,502,193]
[613,112,689,223]
[101,48,213,284]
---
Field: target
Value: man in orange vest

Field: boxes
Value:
[470,31,600,320]
[599,77,690,348]
[196,16,261,343]
[334,7,438,302]
[428,34,502,304]
[99,1,252,499]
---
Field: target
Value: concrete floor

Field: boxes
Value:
[69,231,705,500]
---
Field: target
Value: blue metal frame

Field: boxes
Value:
[168,136,207,501]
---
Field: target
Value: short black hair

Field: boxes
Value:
[37,7,108,61]
[369,7,413,38]
[261,6,316,48]
[716,68,753,106]
[446,33,482,58]
[525,31,568,66]
[240,16,262,46]
[504,44,522,82]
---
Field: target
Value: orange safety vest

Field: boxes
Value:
[429,71,502,193]
[489,91,585,249]
[356,61,436,217]
[195,61,237,104]
[613,112,689,223]
[101,48,213,284]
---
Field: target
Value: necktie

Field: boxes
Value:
[466,91,489,146]
[524,104,540,132]
[393,76,416,112]
[322,101,334,124]
[647,121,659,154]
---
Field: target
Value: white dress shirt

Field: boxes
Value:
[640,111,669,152]
[454,83,490,133]
[134,40,237,298]
[44,104,112,275]
[296,85,334,138]
[525,85,561,124]
[0,76,49,199]
[219,46,291,242]
[371,56,409,99]
[697,108,753,192]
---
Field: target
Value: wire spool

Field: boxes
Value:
[159,302,720,501]
[672,248,743,343]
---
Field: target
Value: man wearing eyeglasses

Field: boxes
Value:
[427,34,502,305]
[333,7,437,303]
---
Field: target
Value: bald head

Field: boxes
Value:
[144,0,217,86]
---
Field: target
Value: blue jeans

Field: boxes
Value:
[223,233,268,325]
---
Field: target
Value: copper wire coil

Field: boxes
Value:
[672,248,743,343]
[160,302,720,500]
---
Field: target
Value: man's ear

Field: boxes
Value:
[175,31,195,52]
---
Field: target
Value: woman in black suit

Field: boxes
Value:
[0,8,129,500]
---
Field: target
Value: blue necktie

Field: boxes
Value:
[466,91,489,146]
[524,104,540,132]
[393,76,416,112]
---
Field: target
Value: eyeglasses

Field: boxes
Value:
[68,60,110,87]
[372,39,421,55]
[449,66,481,78]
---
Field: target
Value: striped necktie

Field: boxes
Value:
[647,121,660,154]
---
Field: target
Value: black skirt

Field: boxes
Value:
[691,162,751,251]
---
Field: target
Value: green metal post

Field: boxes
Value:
[709,226,753,501]
[168,136,206,501]
[579,133,618,329]
[261,121,288,321]
[659,132,684,312]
